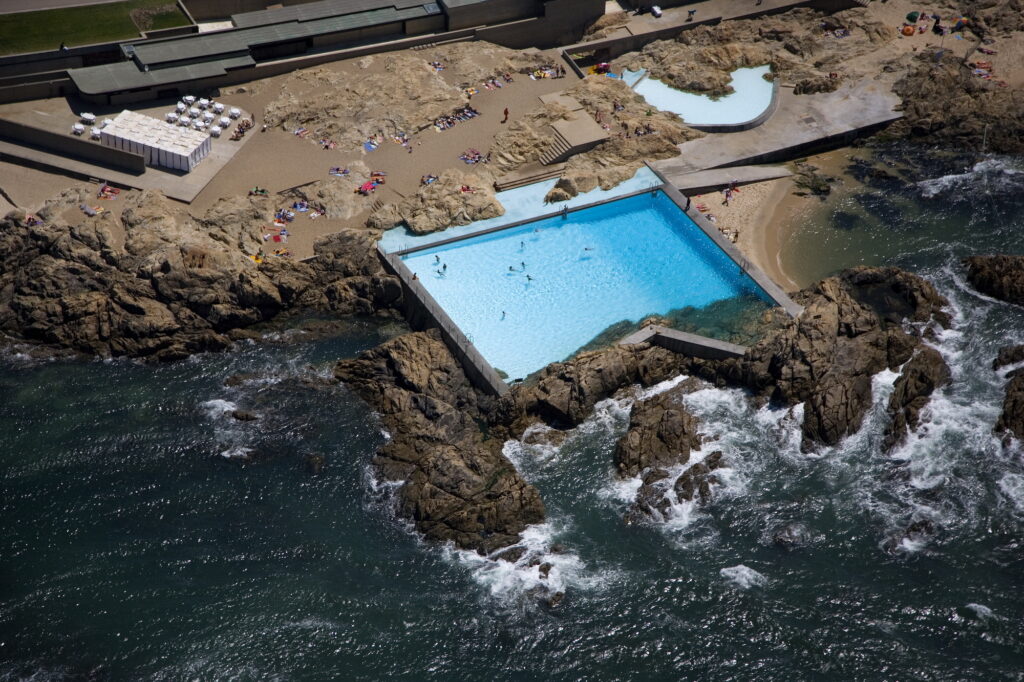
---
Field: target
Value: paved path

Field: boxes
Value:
[0,0,123,14]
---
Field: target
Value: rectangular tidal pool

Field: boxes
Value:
[401,191,773,380]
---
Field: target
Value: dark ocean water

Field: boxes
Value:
[2,152,1024,681]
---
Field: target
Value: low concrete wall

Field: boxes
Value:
[378,246,509,397]
[618,325,748,359]
[0,77,75,104]
[0,118,145,174]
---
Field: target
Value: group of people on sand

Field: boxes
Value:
[608,118,657,139]
[231,117,254,141]
[434,105,480,131]
[355,170,387,195]
[531,64,566,79]
[460,148,488,165]
[96,183,120,200]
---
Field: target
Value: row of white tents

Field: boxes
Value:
[98,109,212,172]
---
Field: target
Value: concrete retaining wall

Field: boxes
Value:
[378,246,509,397]
[0,118,145,174]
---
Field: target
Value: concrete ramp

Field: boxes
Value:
[669,165,792,195]
[654,80,902,176]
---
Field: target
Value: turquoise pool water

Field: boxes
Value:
[624,65,773,126]
[378,167,661,253]
[402,191,771,380]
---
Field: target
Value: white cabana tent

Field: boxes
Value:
[99,109,211,172]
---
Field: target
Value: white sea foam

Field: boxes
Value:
[219,446,252,459]
[965,603,1000,621]
[201,398,237,418]
[720,564,768,590]
[998,473,1024,514]
[449,521,604,603]
[917,158,1024,199]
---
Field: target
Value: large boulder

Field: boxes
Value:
[883,346,951,450]
[334,329,545,554]
[965,255,1024,306]
[996,367,1024,442]
[614,385,703,478]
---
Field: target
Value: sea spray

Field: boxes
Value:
[719,564,768,590]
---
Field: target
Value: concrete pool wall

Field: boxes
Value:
[377,165,802,394]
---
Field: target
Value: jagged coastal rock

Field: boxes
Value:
[613,385,703,479]
[0,190,400,359]
[715,267,950,452]
[611,383,727,522]
[883,346,951,451]
[334,329,545,554]
[964,255,1024,306]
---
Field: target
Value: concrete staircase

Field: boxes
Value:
[538,128,574,166]
[494,161,566,191]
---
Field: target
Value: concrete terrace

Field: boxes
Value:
[652,79,902,179]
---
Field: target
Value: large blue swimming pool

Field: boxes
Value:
[401,190,772,380]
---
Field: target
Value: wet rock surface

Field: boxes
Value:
[883,346,951,451]
[334,329,545,554]
[989,338,1024,446]
[613,386,703,478]
[964,255,1024,307]
[715,267,950,451]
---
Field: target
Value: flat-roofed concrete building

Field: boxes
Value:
[67,0,602,104]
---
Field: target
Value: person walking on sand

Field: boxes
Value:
[502,107,509,124]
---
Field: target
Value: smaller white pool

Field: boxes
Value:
[623,65,774,127]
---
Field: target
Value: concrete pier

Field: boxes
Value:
[618,325,748,359]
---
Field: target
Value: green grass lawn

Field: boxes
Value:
[0,0,191,56]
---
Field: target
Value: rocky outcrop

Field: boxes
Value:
[0,189,400,360]
[625,451,725,523]
[883,346,951,451]
[612,383,729,522]
[614,385,703,478]
[792,162,835,196]
[716,267,950,451]
[994,344,1024,371]
[964,255,1024,306]
[894,53,1024,155]
[996,368,1024,442]
[264,42,552,152]
[367,168,502,234]
[334,329,545,554]
[516,344,693,428]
